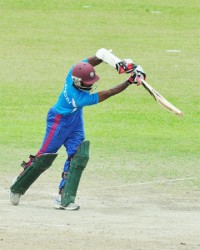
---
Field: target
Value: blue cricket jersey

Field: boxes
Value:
[54,59,99,116]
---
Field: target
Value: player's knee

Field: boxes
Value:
[80,135,85,143]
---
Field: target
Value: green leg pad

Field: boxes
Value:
[61,141,90,207]
[10,153,58,195]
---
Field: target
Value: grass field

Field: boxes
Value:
[1,0,199,189]
[0,1,200,249]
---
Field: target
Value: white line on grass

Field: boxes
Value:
[124,176,197,187]
[88,177,198,190]
[165,49,182,53]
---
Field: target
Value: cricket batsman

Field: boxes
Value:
[10,48,146,210]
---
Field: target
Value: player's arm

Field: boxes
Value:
[97,66,146,103]
[98,81,130,103]
[87,56,102,67]
[88,48,135,73]
[95,48,137,74]
[87,48,122,67]
[87,48,133,71]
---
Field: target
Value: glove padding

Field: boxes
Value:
[127,65,146,85]
[116,59,137,74]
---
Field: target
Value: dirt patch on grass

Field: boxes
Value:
[0,174,200,250]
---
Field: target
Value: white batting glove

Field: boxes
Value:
[127,65,146,85]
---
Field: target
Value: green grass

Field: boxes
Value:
[0,0,199,191]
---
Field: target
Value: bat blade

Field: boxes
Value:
[141,80,183,117]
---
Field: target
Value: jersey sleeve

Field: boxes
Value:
[75,92,99,107]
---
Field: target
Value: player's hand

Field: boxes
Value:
[127,65,146,85]
[116,59,137,74]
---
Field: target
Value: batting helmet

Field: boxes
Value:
[72,62,100,85]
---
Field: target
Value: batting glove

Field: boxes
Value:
[116,59,137,74]
[127,65,146,85]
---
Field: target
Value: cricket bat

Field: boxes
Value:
[141,80,183,117]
